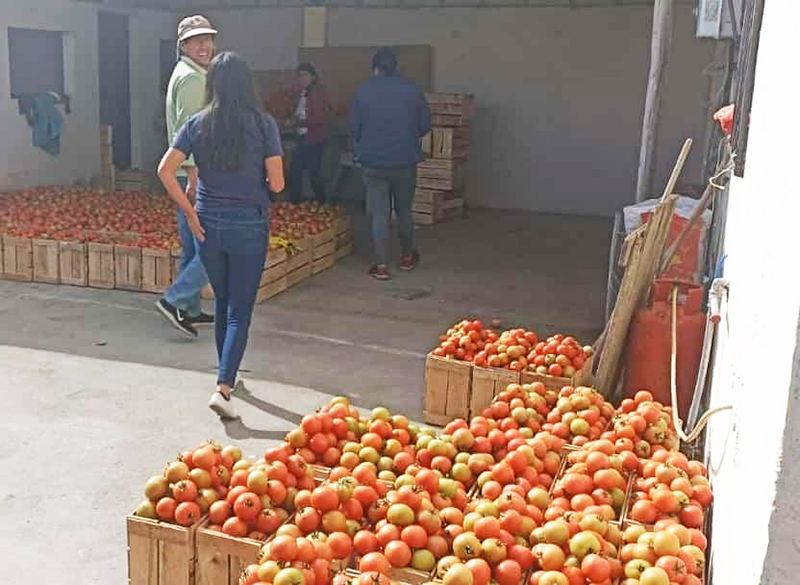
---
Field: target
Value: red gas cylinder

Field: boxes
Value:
[624,279,706,420]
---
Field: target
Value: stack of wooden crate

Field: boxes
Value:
[416,93,474,226]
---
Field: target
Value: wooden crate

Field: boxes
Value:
[88,243,115,289]
[431,114,470,128]
[431,127,470,159]
[471,366,521,417]
[333,216,350,236]
[520,354,594,390]
[312,253,335,275]
[416,159,466,191]
[335,241,353,261]
[425,92,476,125]
[266,247,288,268]
[32,239,60,284]
[195,525,263,585]
[413,191,464,225]
[142,248,172,293]
[171,248,182,284]
[1,236,33,282]
[127,513,202,585]
[310,227,335,248]
[313,239,336,261]
[260,262,288,287]
[423,354,473,425]
[256,275,288,303]
[115,245,143,291]
[59,241,88,286]
[285,238,311,273]
[286,263,312,287]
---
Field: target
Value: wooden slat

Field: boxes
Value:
[115,245,143,291]
[32,239,60,284]
[312,253,336,275]
[286,264,312,287]
[59,241,88,286]
[171,249,182,284]
[335,242,353,260]
[425,92,475,105]
[1,236,33,282]
[260,261,287,286]
[87,243,115,289]
[333,216,350,236]
[431,114,470,127]
[127,514,199,585]
[266,247,288,268]
[257,275,288,303]
[423,354,473,424]
[142,248,172,294]
[471,367,521,416]
[313,240,336,261]
[310,227,335,247]
[196,527,263,585]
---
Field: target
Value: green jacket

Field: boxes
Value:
[166,56,206,176]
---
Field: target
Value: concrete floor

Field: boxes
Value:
[1,209,610,584]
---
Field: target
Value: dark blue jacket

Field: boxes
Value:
[350,75,431,169]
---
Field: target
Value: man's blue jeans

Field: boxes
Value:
[197,206,268,387]
[163,176,208,318]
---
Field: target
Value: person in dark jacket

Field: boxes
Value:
[350,49,431,280]
[289,63,329,203]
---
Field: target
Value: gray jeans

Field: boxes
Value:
[362,166,417,266]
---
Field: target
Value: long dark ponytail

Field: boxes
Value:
[201,51,261,170]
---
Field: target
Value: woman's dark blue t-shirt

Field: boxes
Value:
[172,109,283,211]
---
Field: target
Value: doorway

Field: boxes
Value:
[98,12,131,169]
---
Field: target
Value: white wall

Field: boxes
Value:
[0,0,100,188]
[327,6,717,216]
[704,2,800,583]
[129,9,178,172]
[0,0,175,189]
[204,8,302,72]
[210,5,717,216]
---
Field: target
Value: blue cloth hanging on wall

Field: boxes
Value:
[18,92,64,156]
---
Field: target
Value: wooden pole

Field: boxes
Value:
[635,0,675,203]
[597,139,692,396]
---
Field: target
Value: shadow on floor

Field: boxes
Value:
[0,208,611,420]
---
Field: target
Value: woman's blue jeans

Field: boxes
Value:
[197,206,268,387]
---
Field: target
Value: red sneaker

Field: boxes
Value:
[368,264,391,280]
[399,252,420,271]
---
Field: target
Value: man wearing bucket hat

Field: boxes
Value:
[156,15,218,337]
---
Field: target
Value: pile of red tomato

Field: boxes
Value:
[220,384,708,585]
[135,382,709,585]
[270,201,340,241]
[431,320,592,380]
[0,187,343,252]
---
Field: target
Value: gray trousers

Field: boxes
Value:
[362,165,417,265]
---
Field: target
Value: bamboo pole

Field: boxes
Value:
[635,0,676,203]
[597,139,692,396]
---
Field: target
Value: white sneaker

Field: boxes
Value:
[209,392,239,420]
[233,379,248,394]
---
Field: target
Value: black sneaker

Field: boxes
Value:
[190,312,214,326]
[155,299,198,338]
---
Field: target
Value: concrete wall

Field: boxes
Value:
[0,0,175,190]
[208,4,717,216]
[0,0,100,188]
[129,9,178,172]
[704,2,800,583]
